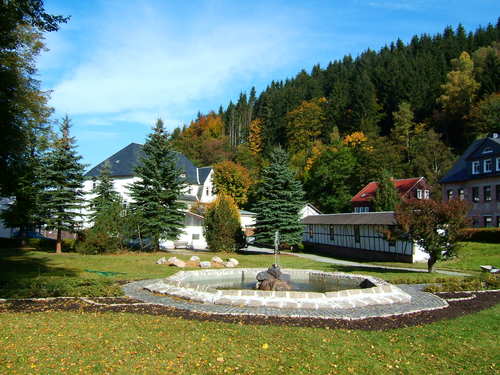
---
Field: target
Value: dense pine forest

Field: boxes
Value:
[172,20,500,214]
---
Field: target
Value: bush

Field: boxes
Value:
[76,228,121,255]
[424,273,500,292]
[203,195,245,252]
[461,228,500,243]
[0,276,123,298]
[0,237,75,251]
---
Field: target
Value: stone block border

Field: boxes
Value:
[143,268,412,310]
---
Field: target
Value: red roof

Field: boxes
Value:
[351,177,423,203]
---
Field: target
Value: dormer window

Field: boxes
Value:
[472,161,480,175]
[416,189,423,199]
[424,190,430,199]
[484,159,492,173]
[482,147,493,154]
[180,173,186,178]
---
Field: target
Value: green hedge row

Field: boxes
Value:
[0,237,76,251]
[461,228,500,243]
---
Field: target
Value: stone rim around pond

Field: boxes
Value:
[143,268,412,310]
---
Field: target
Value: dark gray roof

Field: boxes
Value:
[440,137,493,184]
[197,167,212,184]
[85,143,199,184]
[302,212,397,225]
[179,194,198,202]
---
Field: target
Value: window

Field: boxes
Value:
[497,185,500,201]
[497,157,500,172]
[484,216,493,227]
[424,190,430,199]
[354,226,360,243]
[388,239,396,247]
[329,225,335,241]
[179,173,186,178]
[192,233,200,240]
[308,225,313,239]
[447,189,455,201]
[206,187,209,196]
[458,188,465,201]
[482,147,493,154]
[417,189,423,199]
[472,187,480,202]
[472,161,480,175]
[354,206,369,213]
[484,159,492,173]
[484,186,492,202]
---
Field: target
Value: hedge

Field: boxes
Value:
[0,237,76,251]
[461,228,500,243]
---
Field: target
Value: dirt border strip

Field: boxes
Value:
[0,291,498,331]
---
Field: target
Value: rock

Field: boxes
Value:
[211,256,224,264]
[224,261,236,268]
[228,258,239,266]
[156,257,167,264]
[167,257,186,268]
[190,256,201,262]
[185,261,200,268]
[266,265,282,279]
[256,270,275,281]
[199,261,211,268]
[211,261,224,268]
[258,279,291,291]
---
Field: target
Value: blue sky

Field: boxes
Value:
[38,0,499,168]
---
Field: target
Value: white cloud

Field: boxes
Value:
[48,2,298,122]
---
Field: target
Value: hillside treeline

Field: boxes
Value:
[171,20,500,213]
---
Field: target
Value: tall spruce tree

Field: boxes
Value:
[129,119,187,251]
[42,116,85,253]
[253,148,304,248]
[372,171,400,212]
[88,161,121,223]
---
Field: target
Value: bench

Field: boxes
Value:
[174,241,193,249]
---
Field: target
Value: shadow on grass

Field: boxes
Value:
[0,248,85,298]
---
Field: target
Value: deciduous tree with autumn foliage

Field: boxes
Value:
[212,161,252,206]
[395,199,470,272]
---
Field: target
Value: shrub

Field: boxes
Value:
[203,194,245,252]
[0,238,75,251]
[424,273,500,292]
[460,228,500,243]
[0,276,123,298]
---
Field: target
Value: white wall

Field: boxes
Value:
[199,169,216,204]
[300,205,320,219]
[303,223,415,258]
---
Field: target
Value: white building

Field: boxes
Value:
[302,212,429,263]
[83,143,216,249]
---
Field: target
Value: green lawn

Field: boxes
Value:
[0,248,464,298]
[0,305,498,374]
[356,242,500,274]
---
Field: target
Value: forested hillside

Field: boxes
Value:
[171,20,500,214]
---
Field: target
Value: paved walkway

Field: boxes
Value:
[244,246,471,277]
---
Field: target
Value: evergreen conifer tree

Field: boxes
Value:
[88,161,121,223]
[129,119,187,251]
[42,116,86,253]
[372,171,400,212]
[253,148,304,248]
[203,194,245,252]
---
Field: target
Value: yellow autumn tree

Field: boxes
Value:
[212,160,252,206]
[286,97,327,153]
[248,118,263,155]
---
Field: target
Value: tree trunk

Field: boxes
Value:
[427,253,437,273]
[56,228,62,254]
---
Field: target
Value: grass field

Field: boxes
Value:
[357,242,500,274]
[1,244,499,374]
[0,248,466,298]
[0,305,498,375]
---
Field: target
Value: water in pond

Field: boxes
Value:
[196,277,361,293]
